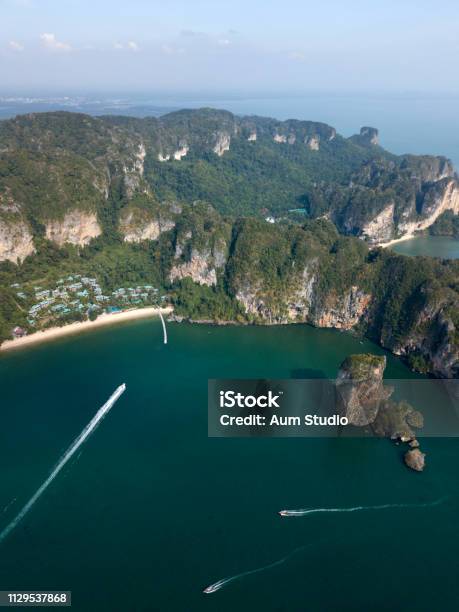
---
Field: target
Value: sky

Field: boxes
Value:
[1,0,459,94]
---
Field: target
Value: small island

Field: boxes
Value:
[336,353,426,471]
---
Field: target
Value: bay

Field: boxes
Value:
[0,320,457,611]
[390,235,459,259]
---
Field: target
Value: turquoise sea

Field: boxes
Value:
[390,235,459,259]
[0,320,458,611]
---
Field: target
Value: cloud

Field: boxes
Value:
[9,40,24,52]
[217,38,231,46]
[288,50,306,62]
[40,33,72,52]
[113,41,140,51]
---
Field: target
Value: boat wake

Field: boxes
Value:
[2,498,17,514]
[278,497,447,517]
[204,496,448,594]
[0,384,126,545]
[203,545,308,594]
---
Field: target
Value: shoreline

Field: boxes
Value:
[378,233,417,248]
[0,307,172,352]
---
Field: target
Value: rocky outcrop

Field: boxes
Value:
[173,144,189,160]
[313,286,372,330]
[213,133,231,156]
[273,133,287,144]
[335,354,390,425]
[382,284,459,379]
[393,178,459,242]
[372,399,424,440]
[158,143,189,162]
[235,281,273,321]
[120,210,175,243]
[361,203,395,243]
[360,127,379,145]
[335,354,424,443]
[312,155,459,245]
[0,218,35,262]
[170,248,217,286]
[305,135,320,151]
[286,266,317,320]
[45,210,101,247]
[404,448,426,472]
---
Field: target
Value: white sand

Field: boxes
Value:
[0,307,172,352]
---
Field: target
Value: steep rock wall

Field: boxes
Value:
[0,218,35,262]
[45,211,101,247]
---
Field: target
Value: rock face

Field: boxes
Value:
[306,135,320,150]
[360,127,379,145]
[309,156,459,245]
[393,178,459,242]
[170,248,218,286]
[120,212,175,243]
[0,218,35,262]
[173,144,189,160]
[382,284,459,379]
[335,354,391,425]
[158,144,189,161]
[45,211,101,247]
[213,132,231,156]
[361,204,395,243]
[313,286,372,330]
[404,449,426,472]
[335,353,425,452]
[372,399,424,440]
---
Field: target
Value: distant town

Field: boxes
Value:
[10,275,167,339]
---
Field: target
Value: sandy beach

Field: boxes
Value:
[379,233,417,248]
[0,306,172,352]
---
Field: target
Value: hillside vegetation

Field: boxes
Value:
[0,109,458,377]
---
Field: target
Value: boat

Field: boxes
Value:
[278,509,304,517]
[203,582,223,594]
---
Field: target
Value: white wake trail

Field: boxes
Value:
[278,497,446,517]
[204,497,448,594]
[2,498,17,514]
[159,312,167,344]
[0,383,126,545]
[203,545,308,594]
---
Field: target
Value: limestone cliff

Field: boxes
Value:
[393,178,459,243]
[119,200,176,243]
[45,210,101,247]
[383,286,459,379]
[0,217,35,262]
[310,156,459,245]
[312,286,372,330]
[170,248,218,286]
[213,132,231,156]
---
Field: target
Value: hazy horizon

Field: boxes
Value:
[2,0,459,93]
